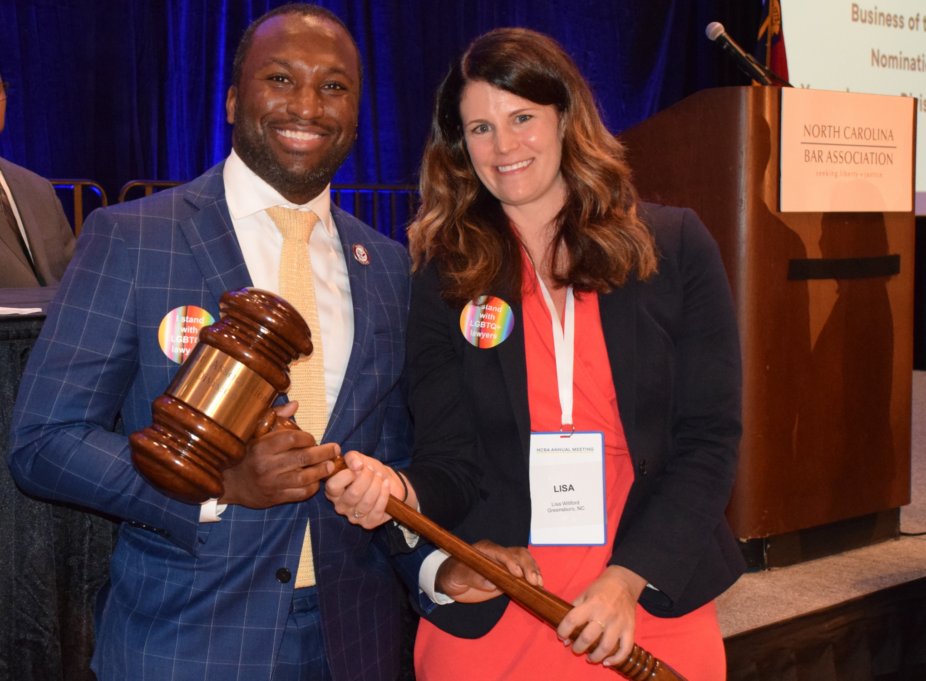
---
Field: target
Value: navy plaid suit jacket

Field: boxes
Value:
[9,163,415,681]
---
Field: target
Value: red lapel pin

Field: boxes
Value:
[352,244,370,266]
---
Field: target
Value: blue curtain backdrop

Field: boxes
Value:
[0,0,761,201]
[0,4,762,680]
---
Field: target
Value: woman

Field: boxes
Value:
[326,28,744,680]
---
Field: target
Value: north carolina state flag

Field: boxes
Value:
[756,0,789,82]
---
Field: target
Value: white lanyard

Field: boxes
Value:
[534,272,575,430]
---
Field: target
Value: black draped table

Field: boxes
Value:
[0,288,117,681]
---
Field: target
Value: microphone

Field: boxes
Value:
[706,22,791,87]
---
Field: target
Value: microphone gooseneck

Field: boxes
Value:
[705,22,791,87]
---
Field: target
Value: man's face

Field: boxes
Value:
[226,14,360,203]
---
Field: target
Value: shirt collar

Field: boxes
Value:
[223,149,335,237]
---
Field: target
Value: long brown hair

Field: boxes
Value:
[407,28,658,304]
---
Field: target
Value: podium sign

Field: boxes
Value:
[780,89,915,212]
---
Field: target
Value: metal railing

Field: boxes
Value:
[50,180,108,237]
[118,180,186,204]
[330,184,418,242]
[54,179,420,241]
[116,180,419,241]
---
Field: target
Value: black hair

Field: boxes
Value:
[231,3,363,88]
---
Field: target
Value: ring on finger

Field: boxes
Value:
[594,620,606,629]
[353,509,366,519]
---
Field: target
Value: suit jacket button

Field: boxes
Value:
[276,568,292,584]
[638,459,647,475]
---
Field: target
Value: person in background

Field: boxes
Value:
[326,27,745,681]
[0,73,75,288]
[10,5,417,680]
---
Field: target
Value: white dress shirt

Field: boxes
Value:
[419,551,454,604]
[200,150,354,522]
[203,153,449,605]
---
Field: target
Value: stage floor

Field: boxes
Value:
[717,371,926,637]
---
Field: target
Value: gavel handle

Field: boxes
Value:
[256,412,687,681]
[381,496,686,681]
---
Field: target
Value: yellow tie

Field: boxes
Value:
[266,206,328,589]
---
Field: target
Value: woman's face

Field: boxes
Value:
[460,81,566,217]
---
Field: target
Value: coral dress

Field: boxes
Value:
[414,269,726,681]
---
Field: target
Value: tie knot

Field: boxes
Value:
[266,206,321,243]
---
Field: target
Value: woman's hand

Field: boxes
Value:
[435,540,542,603]
[324,451,417,529]
[556,565,648,666]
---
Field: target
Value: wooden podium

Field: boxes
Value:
[620,86,914,567]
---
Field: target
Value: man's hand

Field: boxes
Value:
[435,540,542,603]
[219,402,339,509]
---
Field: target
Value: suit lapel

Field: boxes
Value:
[0,160,42,280]
[176,166,253,305]
[599,280,638,447]
[495,300,531,467]
[324,206,372,444]
[496,282,644,469]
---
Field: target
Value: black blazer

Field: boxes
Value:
[402,203,745,638]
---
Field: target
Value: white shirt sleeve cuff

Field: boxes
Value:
[199,499,228,523]
[418,549,455,605]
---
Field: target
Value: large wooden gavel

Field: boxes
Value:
[130,288,315,503]
[130,288,686,681]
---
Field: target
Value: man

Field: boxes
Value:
[0,74,75,287]
[10,5,414,680]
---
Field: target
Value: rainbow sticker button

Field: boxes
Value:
[460,296,514,348]
[158,305,215,364]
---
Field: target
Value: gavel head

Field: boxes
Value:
[130,288,314,504]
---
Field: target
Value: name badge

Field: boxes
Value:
[529,431,606,546]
